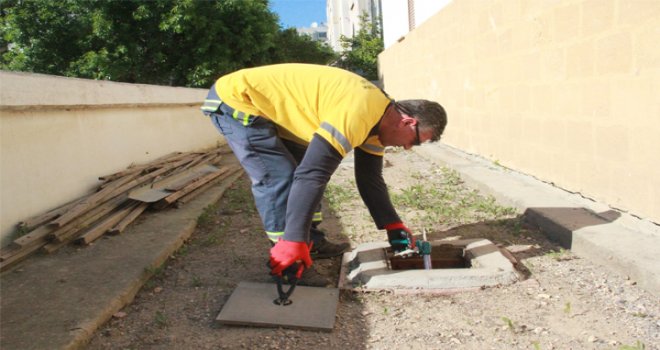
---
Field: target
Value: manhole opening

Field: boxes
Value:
[386,244,471,270]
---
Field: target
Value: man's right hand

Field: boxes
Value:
[269,240,313,278]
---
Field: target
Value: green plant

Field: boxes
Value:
[546,248,571,261]
[326,183,357,210]
[145,264,165,279]
[501,316,515,332]
[191,275,203,288]
[201,230,223,247]
[196,204,218,226]
[619,341,645,350]
[154,311,168,328]
[564,302,572,315]
[176,244,189,257]
[531,341,541,350]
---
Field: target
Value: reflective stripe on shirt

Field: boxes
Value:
[320,121,352,154]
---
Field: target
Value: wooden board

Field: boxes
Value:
[215,281,339,332]
[128,164,219,203]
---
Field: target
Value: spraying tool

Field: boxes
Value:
[417,229,432,269]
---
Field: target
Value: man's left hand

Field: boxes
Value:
[385,222,416,253]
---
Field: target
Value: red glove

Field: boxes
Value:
[384,222,416,252]
[269,240,313,278]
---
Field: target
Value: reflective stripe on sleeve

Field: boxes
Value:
[320,122,352,154]
[201,99,222,112]
[266,231,284,242]
[312,211,323,222]
[360,143,384,154]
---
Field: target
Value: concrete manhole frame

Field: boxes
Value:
[338,239,519,293]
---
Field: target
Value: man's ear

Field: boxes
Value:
[400,115,417,126]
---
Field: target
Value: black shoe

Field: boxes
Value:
[296,265,333,287]
[310,238,350,259]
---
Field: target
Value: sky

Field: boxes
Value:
[269,0,327,29]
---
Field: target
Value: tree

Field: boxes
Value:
[270,28,336,64]
[1,0,335,87]
[337,12,384,81]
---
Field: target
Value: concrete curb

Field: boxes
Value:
[0,171,243,350]
[413,143,660,298]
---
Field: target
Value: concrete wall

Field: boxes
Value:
[379,0,660,223]
[0,71,223,246]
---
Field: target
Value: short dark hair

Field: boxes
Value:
[396,100,447,142]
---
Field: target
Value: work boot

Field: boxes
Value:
[310,238,350,259]
[297,265,333,287]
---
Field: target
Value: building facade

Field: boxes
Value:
[326,0,382,52]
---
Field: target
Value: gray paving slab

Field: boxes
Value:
[215,281,339,332]
[0,171,243,350]
[413,143,660,298]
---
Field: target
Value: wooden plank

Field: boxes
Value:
[154,166,238,209]
[107,202,149,235]
[215,281,339,332]
[128,164,219,203]
[0,243,43,272]
[175,169,243,208]
[97,151,194,181]
[17,195,87,232]
[51,156,193,228]
[47,195,128,243]
[12,225,53,248]
[76,202,139,245]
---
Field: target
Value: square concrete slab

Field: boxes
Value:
[215,281,339,332]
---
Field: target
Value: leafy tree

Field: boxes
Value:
[270,28,336,64]
[338,12,384,81]
[1,0,335,87]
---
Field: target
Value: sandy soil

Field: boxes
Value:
[86,149,659,350]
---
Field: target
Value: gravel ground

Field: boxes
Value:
[86,149,659,350]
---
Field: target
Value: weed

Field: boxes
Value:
[531,340,541,350]
[176,244,189,257]
[223,181,256,212]
[546,248,571,261]
[201,230,223,247]
[14,225,29,238]
[632,312,648,318]
[145,264,165,279]
[501,316,515,332]
[326,183,357,210]
[154,311,168,328]
[191,275,203,287]
[144,279,157,291]
[564,302,571,315]
[619,341,645,350]
[383,307,389,315]
[197,204,218,226]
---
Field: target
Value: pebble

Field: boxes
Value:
[588,335,598,343]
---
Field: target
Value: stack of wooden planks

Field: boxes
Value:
[0,146,242,272]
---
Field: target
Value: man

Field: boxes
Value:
[201,64,446,284]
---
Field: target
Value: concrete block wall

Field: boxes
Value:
[0,72,223,246]
[379,0,660,223]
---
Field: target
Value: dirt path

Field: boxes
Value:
[86,149,659,350]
